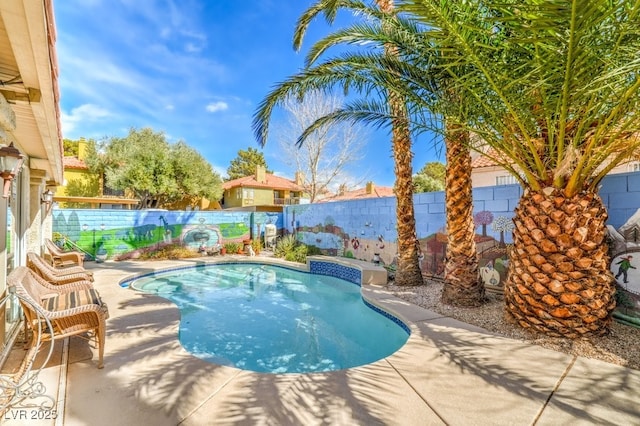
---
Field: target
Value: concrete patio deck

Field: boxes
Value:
[4,257,640,425]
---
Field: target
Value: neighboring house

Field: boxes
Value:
[222,166,308,211]
[56,140,139,209]
[471,147,640,187]
[1,1,64,351]
[317,181,395,202]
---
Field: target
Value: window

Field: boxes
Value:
[629,162,640,172]
[243,189,254,199]
[495,175,518,186]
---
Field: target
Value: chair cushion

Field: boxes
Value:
[42,288,103,312]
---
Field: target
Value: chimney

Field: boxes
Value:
[366,181,375,195]
[294,171,304,186]
[338,183,347,196]
[77,139,88,160]
[255,165,266,183]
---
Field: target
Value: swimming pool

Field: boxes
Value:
[129,262,409,373]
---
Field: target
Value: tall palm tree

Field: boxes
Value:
[441,123,484,306]
[294,0,484,304]
[398,0,640,337]
[375,0,423,287]
[256,0,423,286]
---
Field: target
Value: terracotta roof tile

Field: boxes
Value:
[471,148,500,168]
[318,185,395,202]
[63,156,88,169]
[222,173,304,191]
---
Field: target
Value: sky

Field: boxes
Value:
[54,0,442,188]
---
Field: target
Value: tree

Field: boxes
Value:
[255,0,424,286]
[398,0,640,336]
[441,125,484,306]
[278,90,367,203]
[226,147,271,180]
[88,127,222,209]
[63,138,79,157]
[171,141,224,207]
[413,161,445,192]
[293,0,483,303]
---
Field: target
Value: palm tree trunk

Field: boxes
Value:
[441,127,484,306]
[504,187,616,337]
[390,99,422,286]
[379,0,422,286]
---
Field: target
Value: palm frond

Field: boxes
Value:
[400,0,640,194]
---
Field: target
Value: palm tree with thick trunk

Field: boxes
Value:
[376,0,422,286]
[256,0,423,286]
[399,0,640,337]
[256,1,485,297]
[441,124,484,306]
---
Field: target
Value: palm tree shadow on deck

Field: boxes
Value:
[388,320,640,424]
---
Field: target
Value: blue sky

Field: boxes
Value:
[54,0,441,188]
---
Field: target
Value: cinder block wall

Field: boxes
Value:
[52,172,640,261]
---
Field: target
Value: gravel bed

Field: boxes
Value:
[388,279,640,371]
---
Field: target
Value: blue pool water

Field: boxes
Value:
[130,263,409,373]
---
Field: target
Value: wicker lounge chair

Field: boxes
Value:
[27,252,94,285]
[44,238,85,268]
[7,267,108,369]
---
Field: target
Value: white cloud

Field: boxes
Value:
[206,101,229,113]
[61,104,110,135]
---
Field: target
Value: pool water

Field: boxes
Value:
[131,263,409,373]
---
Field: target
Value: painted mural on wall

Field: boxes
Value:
[52,209,282,260]
[607,207,640,296]
[51,172,640,293]
[288,206,512,286]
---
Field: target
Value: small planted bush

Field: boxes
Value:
[139,244,199,260]
[273,234,297,258]
[274,234,315,264]
[251,239,262,255]
[224,242,242,254]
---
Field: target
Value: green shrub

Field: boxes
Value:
[251,239,263,254]
[274,234,298,258]
[306,244,322,256]
[274,234,313,264]
[285,245,308,263]
[224,242,242,254]
[139,244,198,260]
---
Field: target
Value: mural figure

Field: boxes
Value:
[615,255,636,284]
[492,216,514,248]
[351,237,360,250]
[159,215,172,242]
[480,260,501,286]
[474,210,494,237]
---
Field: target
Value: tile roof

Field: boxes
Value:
[222,173,304,191]
[471,148,500,168]
[63,156,88,169]
[318,185,395,202]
